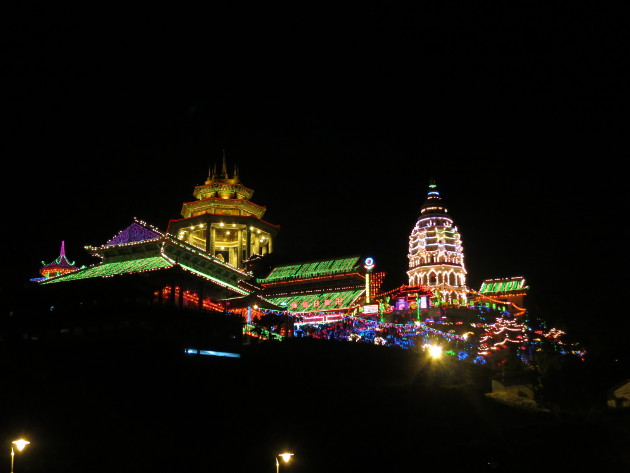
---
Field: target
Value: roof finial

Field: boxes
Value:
[221,149,228,178]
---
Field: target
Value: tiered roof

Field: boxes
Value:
[257,256,365,314]
[40,219,251,297]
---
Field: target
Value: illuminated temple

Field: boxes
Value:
[22,160,285,354]
[255,256,383,325]
[407,180,468,305]
[20,159,547,363]
[167,156,279,270]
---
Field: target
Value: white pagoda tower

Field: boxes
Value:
[407,180,468,305]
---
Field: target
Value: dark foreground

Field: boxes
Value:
[2,337,629,473]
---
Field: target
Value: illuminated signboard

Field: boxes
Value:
[363,304,379,314]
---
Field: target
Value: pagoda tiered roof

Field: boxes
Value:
[40,218,252,297]
[179,154,267,219]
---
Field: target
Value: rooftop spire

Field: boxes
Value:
[420,179,448,216]
[220,149,228,178]
[39,241,78,279]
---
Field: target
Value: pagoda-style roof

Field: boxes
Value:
[254,256,366,314]
[40,255,173,283]
[257,256,362,284]
[39,241,79,278]
[180,155,265,219]
[479,277,528,294]
[181,197,267,219]
[40,218,253,298]
[105,222,161,245]
[265,289,365,314]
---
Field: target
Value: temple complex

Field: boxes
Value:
[20,158,545,363]
[407,180,468,305]
[167,154,279,270]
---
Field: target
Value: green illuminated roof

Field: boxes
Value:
[258,256,361,283]
[41,256,174,284]
[480,277,528,293]
[267,289,364,313]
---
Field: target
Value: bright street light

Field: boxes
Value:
[423,343,443,359]
[275,452,294,473]
[10,439,30,473]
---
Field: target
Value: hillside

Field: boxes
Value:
[1,337,629,472]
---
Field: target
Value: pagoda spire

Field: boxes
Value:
[420,179,448,217]
[220,149,228,178]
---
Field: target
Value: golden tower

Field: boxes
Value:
[167,153,279,270]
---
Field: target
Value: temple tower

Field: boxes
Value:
[407,180,468,305]
[167,153,279,271]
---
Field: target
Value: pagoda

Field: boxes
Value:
[167,153,280,270]
[36,241,79,280]
[407,180,468,305]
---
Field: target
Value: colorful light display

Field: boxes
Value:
[37,241,79,280]
[407,180,468,305]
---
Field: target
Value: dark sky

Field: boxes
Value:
[3,5,628,346]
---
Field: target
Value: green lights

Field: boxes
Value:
[269,290,364,313]
[259,257,361,283]
[42,257,173,284]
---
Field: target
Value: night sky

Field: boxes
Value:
[3,5,628,350]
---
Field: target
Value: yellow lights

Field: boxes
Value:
[424,344,443,359]
[276,452,294,473]
[12,440,29,452]
[278,453,293,463]
[11,439,30,473]
[220,222,225,227]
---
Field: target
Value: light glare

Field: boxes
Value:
[12,439,30,452]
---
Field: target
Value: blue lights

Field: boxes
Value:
[185,348,241,358]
